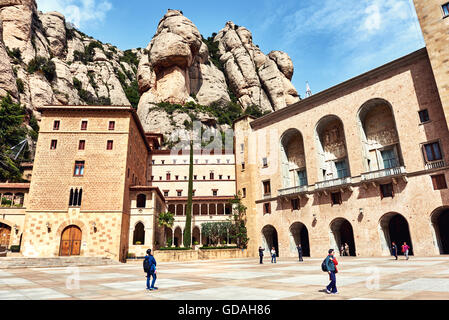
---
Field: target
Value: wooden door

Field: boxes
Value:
[0,224,11,248]
[59,225,82,256]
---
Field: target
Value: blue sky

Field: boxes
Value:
[36,0,425,97]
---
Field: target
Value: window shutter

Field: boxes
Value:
[431,175,438,190]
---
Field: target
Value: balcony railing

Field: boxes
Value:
[314,176,352,190]
[425,160,445,170]
[361,166,406,181]
[278,185,308,197]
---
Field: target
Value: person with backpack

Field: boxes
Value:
[271,247,277,263]
[258,246,265,264]
[143,249,157,290]
[401,242,410,260]
[322,249,338,294]
[391,242,398,260]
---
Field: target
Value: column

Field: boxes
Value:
[172,229,175,247]
[181,228,184,247]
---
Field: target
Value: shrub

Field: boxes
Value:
[73,77,82,91]
[157,247,192,251]
[120,49,139,68]
[27,56,56,82]
[6,47,22,62]
[16,78,24,93]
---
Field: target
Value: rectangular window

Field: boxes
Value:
[210,172,214,180]
[424,142,443,162]
[163,190,169,197]
[78,140,85,150]
[166,173,171,180]
[262,157,268,167]
[297,170,308,186]
[241,162,245,170]
[443,3,449,17]
[74,161,85,176]
[242,188,246,198]
[69,188,82,207]
[263,202,271,214]
[106,140,113,150]
[53,120,60,130]
[177,190,182,197]
[380,183,394,198]
[151,176,154,181]
[50,139,57,150]
[219,175,222,180]
[194,175,197,180]
[263,180,271,195]
[240,143,244,153]
[381,148,398,169]
[291,198,300,210]
[217,159,220,164]
[331,192,342,205]
[431,174,447,190]
[152,160,155,164]
[175,175,179,180]
[108,121,115,130]
[212,189,218,196]
[81,121,88,130]
[418,109,430,123]
[335,160,348,178]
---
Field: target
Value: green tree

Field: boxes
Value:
[157,211,175,247]
[183,138,194,248]
[228,193,249,248]
[0,95,28,182]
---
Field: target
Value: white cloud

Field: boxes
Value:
[361,3,381,33]
[36,0,112,28]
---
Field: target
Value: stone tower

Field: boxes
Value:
[413,0,449,124]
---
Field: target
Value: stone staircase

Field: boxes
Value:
[0,256,121,269]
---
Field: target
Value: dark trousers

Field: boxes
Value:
[298,252,303,261]
[326,271,337,293]
[259,255,263,264]
[146,271,156,289]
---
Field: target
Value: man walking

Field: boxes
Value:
[258,246,265,264]
[391,242,398,260]
[324,249,338,294]
[401,242,410,260]
[143,249,157,290]
[271,247,277,263]
[297,244,303,262]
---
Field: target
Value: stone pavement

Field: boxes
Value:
[0,255,449,300]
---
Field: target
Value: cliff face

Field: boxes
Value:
[0,0,139,121]
[0,2,299,143]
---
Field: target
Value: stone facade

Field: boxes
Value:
[234,49,449,258]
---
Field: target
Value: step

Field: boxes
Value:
[0,256,121,269]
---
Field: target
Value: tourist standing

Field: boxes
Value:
[271,247,277,263]
[297,244,303,262]
[324,249,338,294]
[402,242,410,260]
[391,242,398,260]
[340,244,345,256]
[259,246,265,264]
[344,243,350,256]
[143,249,157,290]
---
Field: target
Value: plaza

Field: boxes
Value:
[0,256,449,300]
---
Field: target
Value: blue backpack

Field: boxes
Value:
[321,257,328,272]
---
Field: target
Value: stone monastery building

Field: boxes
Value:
[1,0,449,261]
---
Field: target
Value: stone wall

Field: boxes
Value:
[140,248,249,262]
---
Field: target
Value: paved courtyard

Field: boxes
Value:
[0,255,449,300]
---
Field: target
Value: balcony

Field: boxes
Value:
[361,166,406,182]
[278,185,308,197]
[314,176,352,191]
[425,160,445,170]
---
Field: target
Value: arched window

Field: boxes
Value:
[133,222,145,245]
[69,188,82,207]
[136,194,146,208]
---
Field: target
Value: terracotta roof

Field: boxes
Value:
[129,185,165,202]
[0,183,30,189]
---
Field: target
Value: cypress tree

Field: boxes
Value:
[183,138,194,248]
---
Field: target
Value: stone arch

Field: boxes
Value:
[357,98,403,172]
[315,115,350,181]
[430,207,449,254]
[174,226,183,247]
[289,222,310,256]
[133,222,145,245]
[192,226,201,245]
[379,212,413,256]
[329,218,356,256]
[261,224,279,257]
[280,128,308,188]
